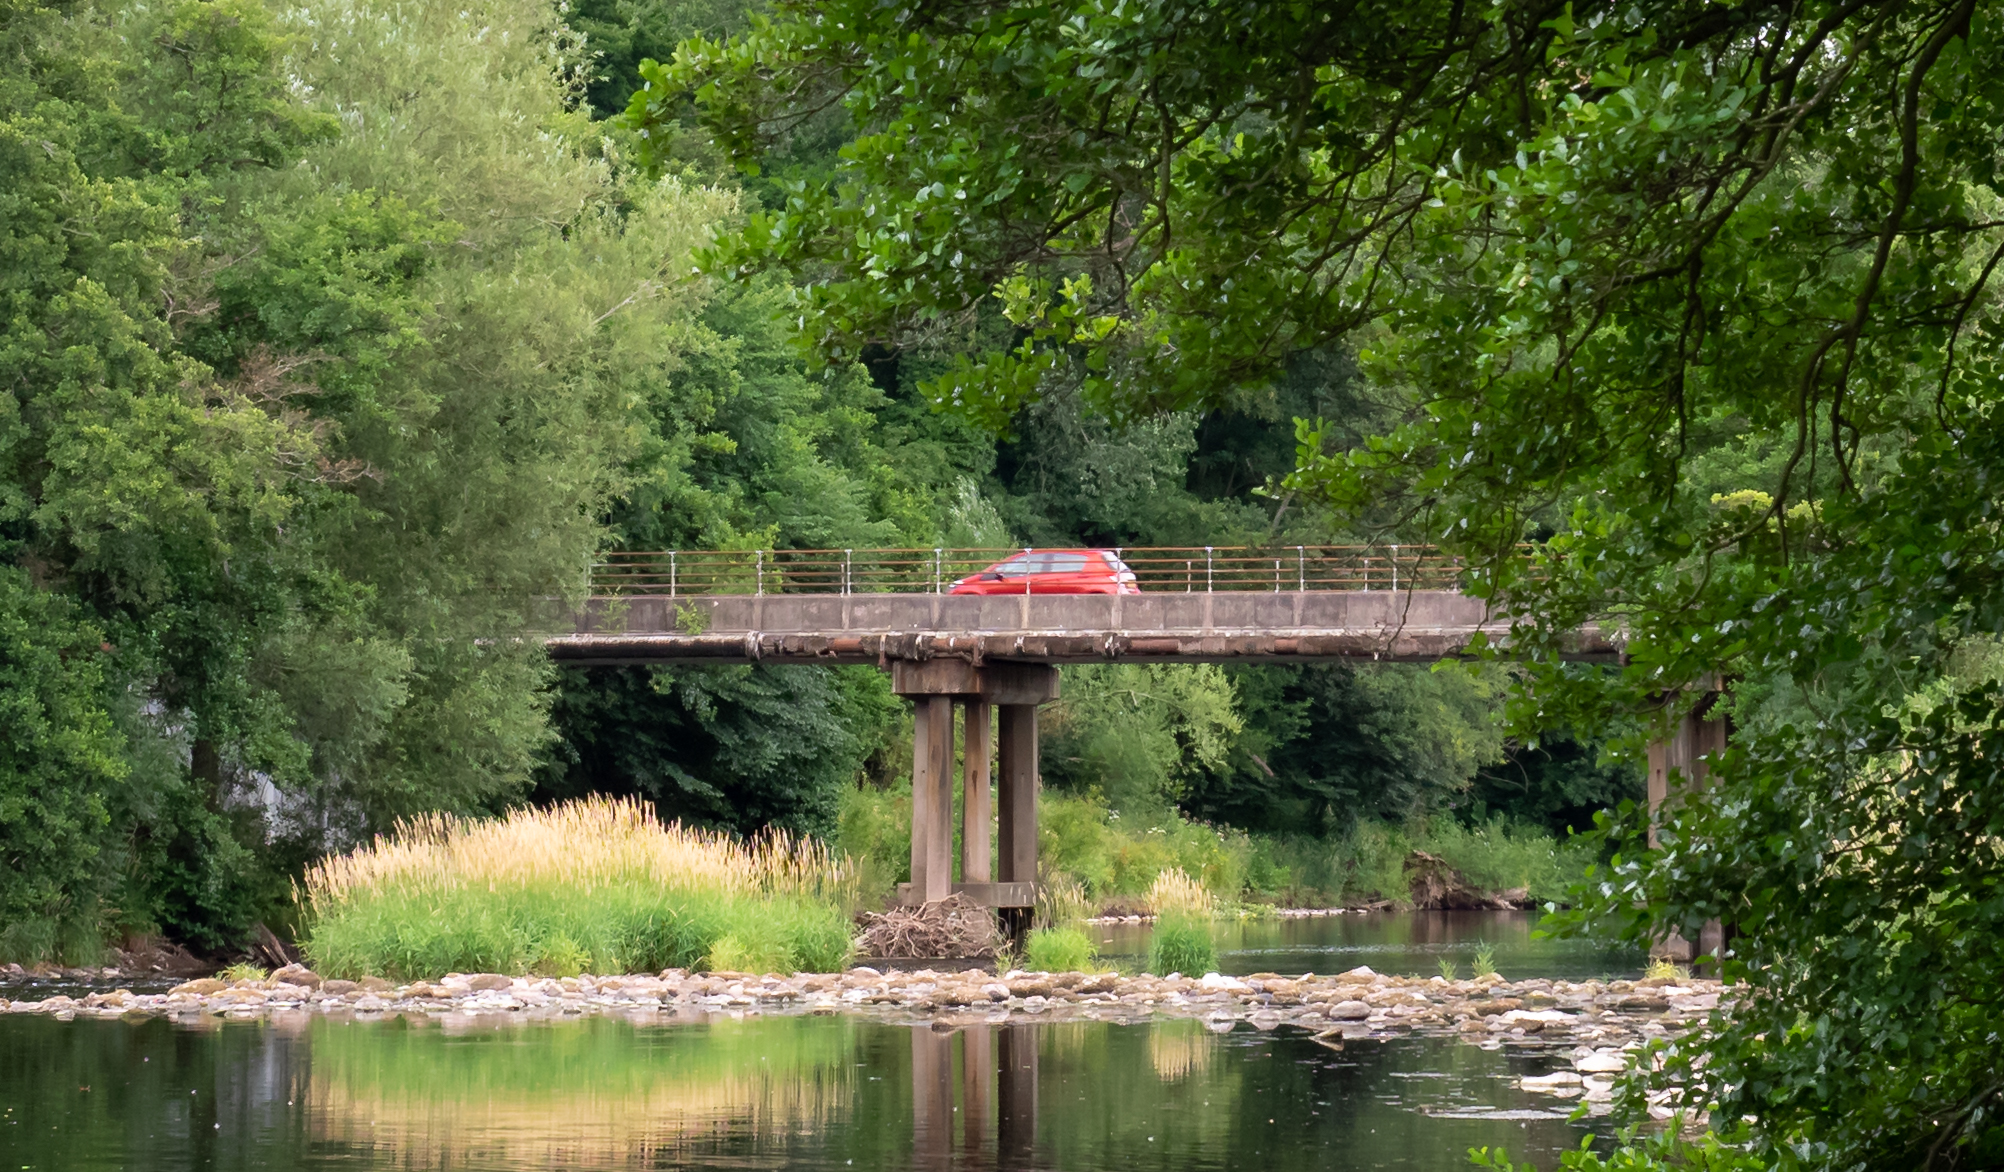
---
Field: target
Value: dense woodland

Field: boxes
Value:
[0,0,1631,964]
[13,0,2004,1163]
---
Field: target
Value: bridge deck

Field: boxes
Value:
[546,591,1618,665]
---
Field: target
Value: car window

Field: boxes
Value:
[991,552,1091,575]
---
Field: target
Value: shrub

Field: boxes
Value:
[302,796,855,979]
[1023,926,1097,973]
[1148,918,1216,977]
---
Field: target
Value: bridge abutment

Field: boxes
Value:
[893,661,1056,915]
[1647,679,1730,967]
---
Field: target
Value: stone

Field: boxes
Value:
[360,976,393,993]
[1336,966,1376,982]
[271,964,321,989]
[172,978,226,995]
[1522,1071,1584,1089]
[1327,1000,1371,1021]
[1575,1052,1630,1073]
[466,974,513,991]
[982,982,1011,1002]
[319,980,361,997]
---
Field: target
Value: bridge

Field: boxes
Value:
[547,545,1621,665]
[544,547,1710,948]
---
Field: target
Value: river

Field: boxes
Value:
[0,911,1643,1171]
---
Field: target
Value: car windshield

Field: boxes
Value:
[991,552,1091,576]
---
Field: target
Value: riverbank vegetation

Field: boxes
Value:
[0,0,1635,974]
[650,0,2004,1166]
[302,797,854,979]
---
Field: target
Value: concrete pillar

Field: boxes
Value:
[1646,682,1729,964]
[1645,686,1728,849]
[910,695,955,904]
[961,700,992,884]
[996,703,1039,888]
[892,660,1054,910]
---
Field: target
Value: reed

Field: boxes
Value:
[1145,868,1216,919]
[302,797,856,979]
[1146,867,1218,976]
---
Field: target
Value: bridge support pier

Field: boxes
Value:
[893,661,1057,917]
[1646,679,1729,967]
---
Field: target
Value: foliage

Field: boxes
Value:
[1186,663,1506,831]
[302,797,854,978]
[1245,818,1592,908]
[1471,732,1644,837]
[1041,664,1243,815]
[662,1,2004,1165]
[1470,1129,1767,1172]
[1470,942,1497,981]
[0,0,738,953]
[1148,919,1216,978]
[1022,926,1096,974]
[0,573,123,962]
[538,663,899,836]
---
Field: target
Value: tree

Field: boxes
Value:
[537,663,898,836]
[656,2,2004,1165]
[1184,663,1505,832]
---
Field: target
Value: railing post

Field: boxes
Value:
[934,547,943,594]
[669,551,677,597]
[1274,557,1281,592]
[1206,547,1214,593]
[1185,560,1192,592]
[1298,545,1306,592]
[1391,544,1399,593]
[844,549,852,595]
[756,549,765,596]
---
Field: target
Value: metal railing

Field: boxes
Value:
[588,545,1467,596]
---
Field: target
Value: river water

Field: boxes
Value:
[0,912,1642,1171]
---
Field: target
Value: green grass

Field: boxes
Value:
[1471,939,1498,979]
[1022,926,1097,973]
[1147,915,1217,976]
[302,797,855,980]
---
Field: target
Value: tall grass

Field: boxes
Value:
[303,797,856,979]
[1246,818,1595,906]
[833,771,1600,913]
[1146,868,1218,975]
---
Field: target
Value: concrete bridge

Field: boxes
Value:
[544,547,1713,952]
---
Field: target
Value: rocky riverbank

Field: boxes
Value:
[4,963,1715,1045]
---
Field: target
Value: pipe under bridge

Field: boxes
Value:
[543,547,1721,938]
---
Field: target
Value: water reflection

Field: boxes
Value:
[0,1010,1608,1171]
[1092,909,1643,980]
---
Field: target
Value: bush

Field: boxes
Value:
[1022,926,1097,973]
[302,797,856,978]
[1148,917,1216,976]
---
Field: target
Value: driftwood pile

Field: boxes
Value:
[855,894,1004,959]
[1405,851,1531,910]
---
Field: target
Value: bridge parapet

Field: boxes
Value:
[546,590,1618,665]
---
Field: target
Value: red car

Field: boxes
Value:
[949,549,1141,595]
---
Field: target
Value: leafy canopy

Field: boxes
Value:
[652,1,2004,1166]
